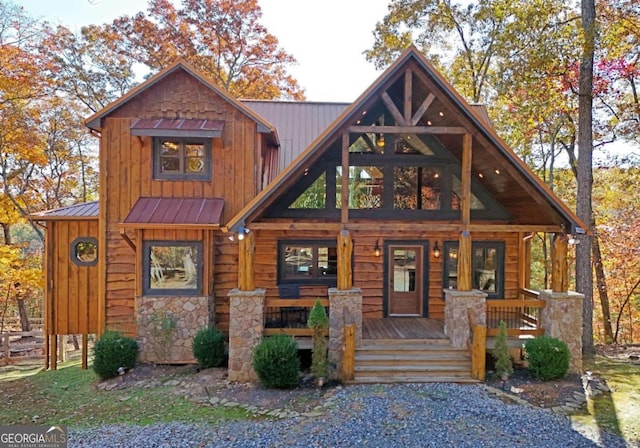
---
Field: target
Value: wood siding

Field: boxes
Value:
[46,220,100,335]
[99,69,260,334]
[212,226,521,330]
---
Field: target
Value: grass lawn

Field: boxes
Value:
[572,355,640,445]
[0,360,250,427]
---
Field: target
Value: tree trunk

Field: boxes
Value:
[0,222,11,245]
[592,229,614,343]
[577,0,596,355]
[16,298,30,332]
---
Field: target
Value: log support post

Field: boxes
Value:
[238,230,255,291]
[551,233,569,293]
[457,133,473,291]
[337,230,353,290]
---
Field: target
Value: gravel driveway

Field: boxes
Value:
[69,383,630,448]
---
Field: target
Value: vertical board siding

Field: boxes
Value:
[48,220,99,335]
[100,68,259,334]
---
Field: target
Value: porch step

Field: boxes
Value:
[350,338,476,384]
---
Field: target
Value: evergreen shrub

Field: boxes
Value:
[524,335,570,381]
[253,334,300,389]
[93,331,138,380]
[192,326,226,368]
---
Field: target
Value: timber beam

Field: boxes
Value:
[247,222,564,233]
[348,125,467,135]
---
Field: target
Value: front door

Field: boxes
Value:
[388,245,423,316]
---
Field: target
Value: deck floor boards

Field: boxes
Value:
[362,318,446,339]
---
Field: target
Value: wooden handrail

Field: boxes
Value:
[265,298,329,307]
[520,288,540,299]
[342,324,356,381]
[487,299,546,308]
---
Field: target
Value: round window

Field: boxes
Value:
[71,238,98,266]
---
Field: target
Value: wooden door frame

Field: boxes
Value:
[382,240,430,318]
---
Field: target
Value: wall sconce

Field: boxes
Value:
[374,239,381,257]
[432,241,441,258]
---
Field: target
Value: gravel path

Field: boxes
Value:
[69,383,630,448]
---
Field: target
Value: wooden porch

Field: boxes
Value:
[362,318,446,339]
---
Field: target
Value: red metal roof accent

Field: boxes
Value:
[30,201,99,220]
[122,198,224,228]
[130,118,225,138]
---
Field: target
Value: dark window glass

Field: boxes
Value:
[443,241,504,299]
[278,241,338,284]
[154,138,210,180]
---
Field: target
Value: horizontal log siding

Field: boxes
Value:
[212,227,521,328]
[100,69,258,334]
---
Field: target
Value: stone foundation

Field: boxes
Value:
[136,295,210,364]
[328,288,362,380]
[444,289,487,348]
[540,290,584,373]
[227,288,265,382]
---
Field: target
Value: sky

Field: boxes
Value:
[19,0,391,102]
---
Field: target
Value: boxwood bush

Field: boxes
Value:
[253,334,300,389]
[524,335,570,381]
[93,331,138,380]
[192,326,226,368]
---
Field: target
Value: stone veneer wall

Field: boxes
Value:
[227,288,265,382]
[540,290,584,373]
[444,289,487,348]
[328,288,363,380]
[136,296,210,364]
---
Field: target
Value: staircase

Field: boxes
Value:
[351,338,477,384]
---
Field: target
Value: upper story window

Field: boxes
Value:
[153,138,211,181]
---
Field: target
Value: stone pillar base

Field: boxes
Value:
[136,295,210,364]
[227,288,265,382]
[328,288,362,380]
[540,290,584,373]
[444,289,487,348]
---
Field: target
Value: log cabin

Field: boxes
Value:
[31,46,587,382]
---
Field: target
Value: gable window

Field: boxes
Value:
[153,138,211,180]
[143,241,203,295]
[70,237,98,266]
[443,241,505,299]
[278,240,338,285]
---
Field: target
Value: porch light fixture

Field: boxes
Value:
[433,241,441,258]
[376,133,385,147]
[374,240,381,257]
[237,225,250,241]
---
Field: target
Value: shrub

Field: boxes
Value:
[307,299,329,381]
[192,326,226,368]
[93,331,138,380]
[253,334,300,389]
[524,335,570,381]
[147,310,177,364]
[493,320,513,379]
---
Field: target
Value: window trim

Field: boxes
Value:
[152,137,212,181]
[142,241,203,296]
[442,240,505,299]
[277,240,340,286]
[70,237,98,267]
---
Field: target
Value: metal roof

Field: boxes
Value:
[122,197,224,229]
[242,100,349,171]
[30,201,99,220]
[131,118,225,138]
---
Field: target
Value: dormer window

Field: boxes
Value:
[153,138,211,180]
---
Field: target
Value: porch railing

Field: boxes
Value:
[263,298,329,337]
[486,289,545,337]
